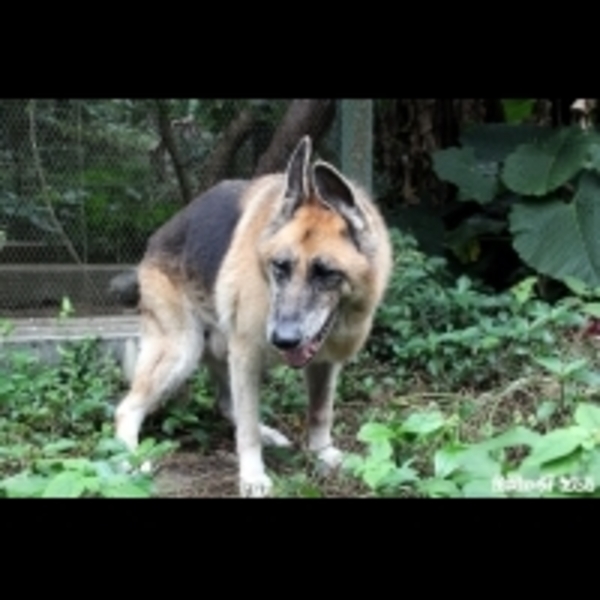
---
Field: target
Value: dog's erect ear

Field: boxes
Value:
[282,136,312,211]
[312,161,366,234]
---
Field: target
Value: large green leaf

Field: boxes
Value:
[582,130,600,177]
[434,444,466,479]
[357,422,394,444]
[432,147,498,203]
[502,127,590,196]
[461,478,501,498]
[400,410,446,436]
[0,473,47,498]
[42,471,86,498]
[587,135,600,173]
[477,425,541,453]
[418,478,461,498]
[100,481,151,498]
[522,426,589,468]
[509,171,600,287]
[574,403,600,432]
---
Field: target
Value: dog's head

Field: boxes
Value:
[259,136,375,368]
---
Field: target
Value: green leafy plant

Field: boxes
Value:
[346,258,600,499]
[0,337,176,497]
[145,370,220,450]
[533,355,590,404]
[369,229,583,391]
[432,122,600,288]
[261,365,305,415]
[59,296,75,320]
[345,400,600,498]
[273,473,323,498]
[0,436,175,498]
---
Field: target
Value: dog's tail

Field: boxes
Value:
[108,269,140,308]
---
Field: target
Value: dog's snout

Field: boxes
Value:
[270,322,302,350]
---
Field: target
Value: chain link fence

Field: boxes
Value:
[0,99,341,317]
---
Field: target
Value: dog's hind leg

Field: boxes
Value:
[115,266,203,455]
[304,361,344,474]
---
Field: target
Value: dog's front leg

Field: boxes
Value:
[304,361,344,474]
[229,336,272,497]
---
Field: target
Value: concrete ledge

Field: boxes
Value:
[0,316,141,383]
[0,264,136,309]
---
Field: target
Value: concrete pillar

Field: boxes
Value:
[340,100,373,193]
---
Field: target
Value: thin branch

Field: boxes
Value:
[27,100,102,303]
[27,100,84,267]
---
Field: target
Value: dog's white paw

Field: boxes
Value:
[119,459,153,475]
[315,446,344,476]
[260,424,292,448]
[239,472,274,498]
[139,460,153,474]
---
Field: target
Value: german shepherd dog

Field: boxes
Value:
[114,136,392,497]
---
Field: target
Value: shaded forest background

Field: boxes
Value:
[0,98,587,313]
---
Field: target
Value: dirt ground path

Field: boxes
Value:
[152,403,369,498]
[154,448,240,497]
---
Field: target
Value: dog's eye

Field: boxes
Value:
[311,261,342,283]
[271,258,291,280]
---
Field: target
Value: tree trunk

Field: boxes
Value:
[155,100,194,204]
[375,99,500,210]
[254,100,335,176]
[200,107,256,189]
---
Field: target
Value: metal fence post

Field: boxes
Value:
[340,99,373,193]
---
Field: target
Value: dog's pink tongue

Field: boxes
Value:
[282,342,316,369]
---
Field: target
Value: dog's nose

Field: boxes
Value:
[270,323,302,350]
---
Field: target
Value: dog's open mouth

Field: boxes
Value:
[279,312,337,369]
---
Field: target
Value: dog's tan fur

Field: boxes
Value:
[114,136,392,496]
